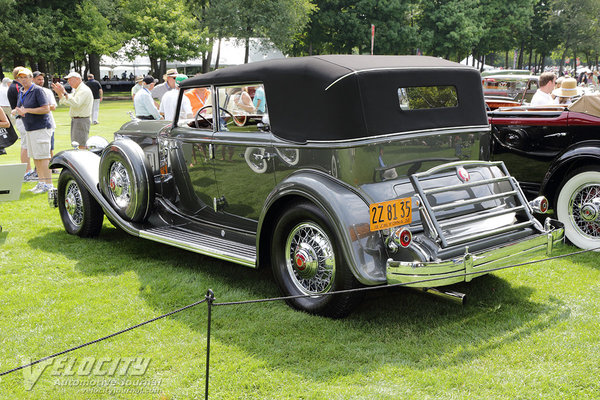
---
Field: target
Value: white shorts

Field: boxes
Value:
[25,127,52,159]
[16,118,26,150]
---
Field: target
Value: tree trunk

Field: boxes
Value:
[505,51,509,69]
[159,60,167,81]
[214,38,222,70]
[244,37,250,64]
[573,49,577,77]
[149,57,159,79]
[202,38,213,73]
[528,48,533,71]
[517,41,524,69]
[88,53,101,80]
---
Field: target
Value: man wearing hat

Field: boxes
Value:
[52,71,93,149]
[151,68,178,102]
[159,74,192,121]
[131,75,144,100]
[13,68,53,193]
[134,75,161,120]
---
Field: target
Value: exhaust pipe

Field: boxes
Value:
[413,287,466,305]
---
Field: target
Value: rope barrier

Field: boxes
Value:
[0,245,596,400]
[0,297,208,377]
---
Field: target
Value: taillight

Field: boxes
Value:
[530,196,549,214]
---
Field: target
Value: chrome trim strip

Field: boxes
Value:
[304,125,490,145]
[324,66,477,91]
[139,229,256,267]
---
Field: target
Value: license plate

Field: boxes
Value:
[369,198,412,231]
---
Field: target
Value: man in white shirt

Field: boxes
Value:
[159,74,192,121]
[134,76,161,120]
[530,72,557,106]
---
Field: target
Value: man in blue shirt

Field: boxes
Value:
[134,76,161,120]
[14,68,53,193]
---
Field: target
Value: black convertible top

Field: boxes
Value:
[180,55,488,142]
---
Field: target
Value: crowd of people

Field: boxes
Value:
[0,66,214,193]
[530,70,598,106]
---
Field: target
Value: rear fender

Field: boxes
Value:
[541,140,600,205]
[49,150,141,236]
[258,170,387,286]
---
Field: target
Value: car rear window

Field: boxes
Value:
[398,86,458,110]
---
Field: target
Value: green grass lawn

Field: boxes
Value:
[1,102,599,399]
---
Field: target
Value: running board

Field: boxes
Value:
[139,226,256,267]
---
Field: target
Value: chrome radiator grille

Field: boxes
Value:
[410,161,535,248]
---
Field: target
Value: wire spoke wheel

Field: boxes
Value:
[108,161,132,209]
[285,222,335,295]
[64,180,84,228]
[271,201,361,317]
[557,169,600,250]
[58,169,104,237]
[568,183,600,238]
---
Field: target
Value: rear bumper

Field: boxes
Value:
[386,218,564,287]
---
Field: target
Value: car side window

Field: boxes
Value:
[180,86,212,128]
[215,84,269,132]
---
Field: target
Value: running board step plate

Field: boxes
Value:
[139,226,256,267]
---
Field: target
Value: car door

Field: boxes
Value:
[166,86,221,222]
[210,83,276,232]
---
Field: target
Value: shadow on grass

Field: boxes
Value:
[29,225,575,380]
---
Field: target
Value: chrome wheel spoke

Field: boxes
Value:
[570,183,600,238]
[285,222,335,295]
[65,181,84,227]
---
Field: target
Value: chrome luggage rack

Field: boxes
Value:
[410,161,536,248]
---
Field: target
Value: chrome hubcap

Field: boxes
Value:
[569,184,600,238]
[108,162,131,208]
[285,222,335,295]
[64,180,83,227]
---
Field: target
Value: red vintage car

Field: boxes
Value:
[488,95,600,249]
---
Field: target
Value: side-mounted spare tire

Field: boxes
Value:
[99,139,154,222]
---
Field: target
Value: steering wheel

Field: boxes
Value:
[194,105,213,129]
[218,107,247,127]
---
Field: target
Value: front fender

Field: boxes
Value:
[49,150,141,236]
[541,140,600,205]
[258,170,387,286]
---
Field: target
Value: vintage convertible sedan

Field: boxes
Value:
[488,96,600,250]
[49,56,564,317]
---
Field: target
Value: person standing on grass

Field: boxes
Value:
[33,71,57,159]
[52,72,93,149]
[13,68,53,194]
[7,66,33,179]
[85,73,103,125]
[134,76,161,120]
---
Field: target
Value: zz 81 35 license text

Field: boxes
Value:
[369,198,412,231]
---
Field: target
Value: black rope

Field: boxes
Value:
[212,246,598,306]
[0,245,595,379]
[0,297,207,377]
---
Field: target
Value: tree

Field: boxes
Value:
[201,0,315,63]
[292,0,417,56]
[418,0,483,61]
[120,0,210,78]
